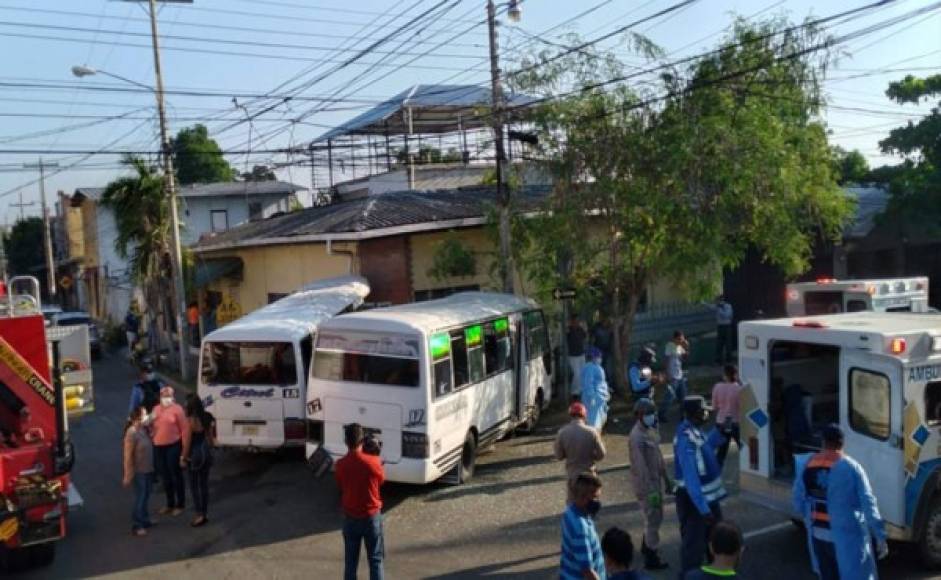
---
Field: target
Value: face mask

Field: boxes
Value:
[586,499,602,518]
[145,373,156,381]
[642,413,657,428]
[160,397,173,407]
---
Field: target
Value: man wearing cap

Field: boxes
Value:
[674,396,727,576]
[581,347,610,431]
[629,398,671,571]
[629,347,662,402]
[555,402,607,504]
[792,424,887,580]
[152,385,190,516]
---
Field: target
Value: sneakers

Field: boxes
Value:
[170,508,185,517]
[157,507,173,516]
[132,528,148,537]
[191,516,208,527]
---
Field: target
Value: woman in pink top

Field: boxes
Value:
[712,364,742,469]
[152,386,190,516]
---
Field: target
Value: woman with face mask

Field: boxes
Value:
[123,404,155,536]
[627,398,672,571]
[151,386,191,517]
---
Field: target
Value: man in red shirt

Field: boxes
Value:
[335,423,385,580]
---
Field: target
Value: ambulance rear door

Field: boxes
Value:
[840,350,905,526]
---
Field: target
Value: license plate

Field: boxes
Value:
[242,425,259,436]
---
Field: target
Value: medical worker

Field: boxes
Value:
[792,424,887,580]
[581,347,610,431]
[674,396,727,577]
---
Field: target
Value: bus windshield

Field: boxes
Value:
[201,341,298,386]
[312,330,421,388]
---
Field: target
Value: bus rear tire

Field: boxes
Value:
[919,495,941,569]
[460,432,477,483]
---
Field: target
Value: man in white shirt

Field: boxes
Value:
[714,296,734,364]
[661,330,689,422]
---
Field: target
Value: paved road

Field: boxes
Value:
[10,355,935,578]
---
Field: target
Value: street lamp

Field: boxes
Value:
[71,49,190,379]
[487,0,522,295]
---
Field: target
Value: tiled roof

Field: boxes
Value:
[193,184,550,252]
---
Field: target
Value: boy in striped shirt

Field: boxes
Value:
[560,472,606,580]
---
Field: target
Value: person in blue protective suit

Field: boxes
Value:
[792,424,888,580]
[629,347,662,402]
[674,396,727,578]
[581,347,611,431]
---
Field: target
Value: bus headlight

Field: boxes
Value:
[402,432,429,459]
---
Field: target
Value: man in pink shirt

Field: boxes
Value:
[711,365,742,469]
[152,385,190,516]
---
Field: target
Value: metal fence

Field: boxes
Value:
[630,302,715,349]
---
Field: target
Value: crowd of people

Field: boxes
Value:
[122,364,217,536]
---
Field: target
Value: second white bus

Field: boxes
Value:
[305,292,553,484]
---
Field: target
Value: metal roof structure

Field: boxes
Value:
[313,84,538,143]
[193,184,550,253]
[73,181,304,204]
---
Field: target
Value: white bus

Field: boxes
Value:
[786,277,929,316]
[305,292,553,484]
[198,276,370,450]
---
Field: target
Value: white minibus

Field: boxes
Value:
[305,292,553,484]
[198,276,369,450]
[786,277,929,316]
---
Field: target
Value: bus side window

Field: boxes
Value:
[466,325,485,383]
[300,336,313,382]
[926,382,941,426]
[451,330,469,389]
[846,300,868,313]
[483,322,499,375]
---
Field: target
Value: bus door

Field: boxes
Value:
[840,350,905,526]
[520,311,551,425]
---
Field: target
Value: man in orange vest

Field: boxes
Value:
[792,424,887,579]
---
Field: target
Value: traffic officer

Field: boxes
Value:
[628,398,671,571]
[581,347,610,431]
[792,424,887,580]
[674,395,727,577]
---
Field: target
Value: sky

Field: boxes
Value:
[0,0,937,226]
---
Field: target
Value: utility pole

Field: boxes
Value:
[23,159,59,301]
[10,192,35,222]
[487,0,520,295]
[128,0,190,379]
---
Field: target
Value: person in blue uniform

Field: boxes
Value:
[674,396,727,577]
[581,347,610,431]
[628,347,660,401]
[792,424,887,580]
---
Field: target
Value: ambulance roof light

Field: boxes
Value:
[932,337,941,352]
[867,285,877,295]
[786,289,799,302]
[793,320,827,328]
[890,337,906,355]
[816,277,837,284]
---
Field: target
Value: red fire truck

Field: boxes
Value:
[0,277,79,569]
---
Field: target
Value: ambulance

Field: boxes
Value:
[737,312,941,567]
[785,277,929,316]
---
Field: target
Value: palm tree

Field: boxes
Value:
[101,155,175,355]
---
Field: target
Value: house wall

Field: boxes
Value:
[359,237,412,304]
[201,242,354,316]
[180,194,291,246]
[409,228,494,294]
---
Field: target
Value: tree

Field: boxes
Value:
[241,165,277,182]
[428,236,477,282]
[512,20,851,386]
[871,74,941,233]
[3,217,44,276]
[101,156,176,350]
[832,147,869,184]
[171,124,236,185]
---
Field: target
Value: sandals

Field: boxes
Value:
[132,528,148,537]
[191,516,208,527]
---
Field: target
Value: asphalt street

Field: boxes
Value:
[10,354,935,579]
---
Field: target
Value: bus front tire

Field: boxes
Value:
[460,432,477,483]
[919,495,941,569]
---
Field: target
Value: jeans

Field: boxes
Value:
[343,513,384,580]
[154,441,185,509]
[676,488,723,578]
[189,464,211,516]
[716,423,742,468]
[132,473,153,531]
[812,538,840,580]
[716,325,734,363]
[659,377,687,420]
